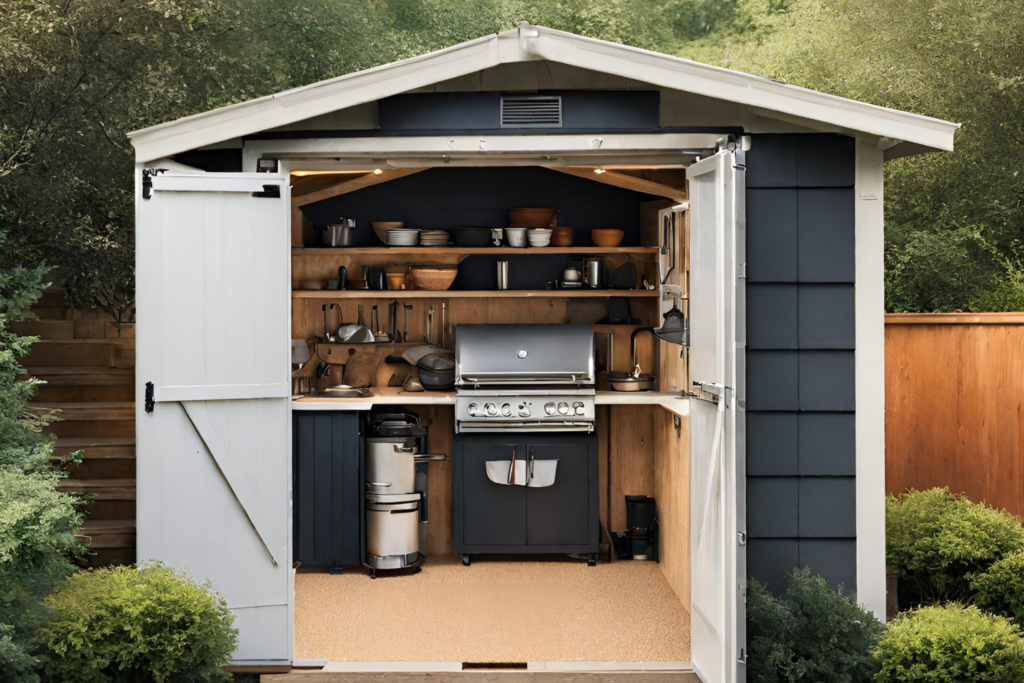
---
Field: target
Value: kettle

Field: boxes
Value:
[563,258,582,283]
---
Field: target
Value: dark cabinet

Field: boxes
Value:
[453,433,599,557]
[293,412,362,570]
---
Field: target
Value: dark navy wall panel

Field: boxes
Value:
[746,351,799,411]
[378,91,661,132]
[746,133,857,595]
[799,540,858,591]
[799,414,856,475]
[799,352,856,411]
[798,190,855,282]
[799,285,856,349]
[746,190,798,282]
[747,413,798,476]
[797,134,855,187]
[748,285,798,350]
[302,167,657,248]
[748,478,799,537]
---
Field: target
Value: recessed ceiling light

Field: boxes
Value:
[373,168,383,175]
[594,168,606,174]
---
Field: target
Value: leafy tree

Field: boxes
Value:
[687,0,1024,311]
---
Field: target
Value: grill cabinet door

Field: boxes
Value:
[687,147,746,683]
[525,441,592,547]
[136,171,291,664]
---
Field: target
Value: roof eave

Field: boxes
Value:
[520,25,959,155]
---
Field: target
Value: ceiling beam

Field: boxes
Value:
[292,168,426,209]
[545,166,687,202]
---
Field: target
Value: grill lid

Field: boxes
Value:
[456,324,595,385]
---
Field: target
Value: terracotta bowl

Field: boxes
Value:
[591,229,625,248]
[509,207,557,228]
[386,272,408,290]
[409,264,458,291]
[550,226,573,247]
[372,221,405,244]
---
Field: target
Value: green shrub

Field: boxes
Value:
[40,563,238,683]
[875,604,1024,683]
[748,568,884,683]
[972,551,1024,625]
[886,488,1024,604]
[0,242,83,683]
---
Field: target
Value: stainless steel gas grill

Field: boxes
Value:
[454,324,596,433]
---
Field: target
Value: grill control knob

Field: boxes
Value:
[573,401,586,416]
[485,403,497,416]
[557,402,570,415]
[518,403,531,417]
[467,402,479,416]
[544,402,557,415]
[501,403,512,417]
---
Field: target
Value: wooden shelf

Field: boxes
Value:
[291,289,659,299]
[293,246,658,256]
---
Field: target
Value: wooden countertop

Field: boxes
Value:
[292,388,689,417]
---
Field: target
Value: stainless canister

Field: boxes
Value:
[583,258,604,288]
[366,496,421,559]
[497,260,509,290]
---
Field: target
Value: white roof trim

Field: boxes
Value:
[521,25,958,153]
[129,23,958,163]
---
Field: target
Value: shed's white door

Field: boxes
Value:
[136,172,292,665]
[688,147,746,683]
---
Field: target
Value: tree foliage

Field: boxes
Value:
[687,0,1024,311]
[1,0,1021,315]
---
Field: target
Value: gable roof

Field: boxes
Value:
[128,23,959,163]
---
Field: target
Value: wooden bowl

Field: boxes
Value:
[509,208,557,228]
[551,226,573,247]
[372,221,405,244]
[409,264,458,291]
[591,229,624,247]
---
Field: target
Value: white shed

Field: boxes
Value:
[129,24,957,683]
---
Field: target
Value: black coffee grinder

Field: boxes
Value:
[612,495,659,560]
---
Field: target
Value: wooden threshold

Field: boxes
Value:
[292,289,659,299]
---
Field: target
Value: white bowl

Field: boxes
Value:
[506,227,528,248]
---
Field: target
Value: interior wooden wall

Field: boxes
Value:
[653,406,690,607]
[606,404,690,608]
[886,314,1024,518]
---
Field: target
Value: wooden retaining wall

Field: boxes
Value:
[885,313,1024,518]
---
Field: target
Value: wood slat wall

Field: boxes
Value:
[885,314,1024,518]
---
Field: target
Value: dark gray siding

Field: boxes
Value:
[745,133,858,593]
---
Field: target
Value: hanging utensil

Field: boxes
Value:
[404,304,412,345]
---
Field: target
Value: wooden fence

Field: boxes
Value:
[886,313,1024,518]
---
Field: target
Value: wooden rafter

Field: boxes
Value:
[292,168,427,209]
[545,166,687,202]
[291,168,427,246]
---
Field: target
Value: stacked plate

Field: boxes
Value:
[527,229,553,248]
[419,230,450,247]
[386,229,420,247]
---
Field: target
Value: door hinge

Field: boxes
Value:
[737,263,747,279]
[144,382,155,413]
[251,184,281,199]
[737,531,747,546]
[141,168,168,200]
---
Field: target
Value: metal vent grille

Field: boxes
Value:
[500,95,562,128]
